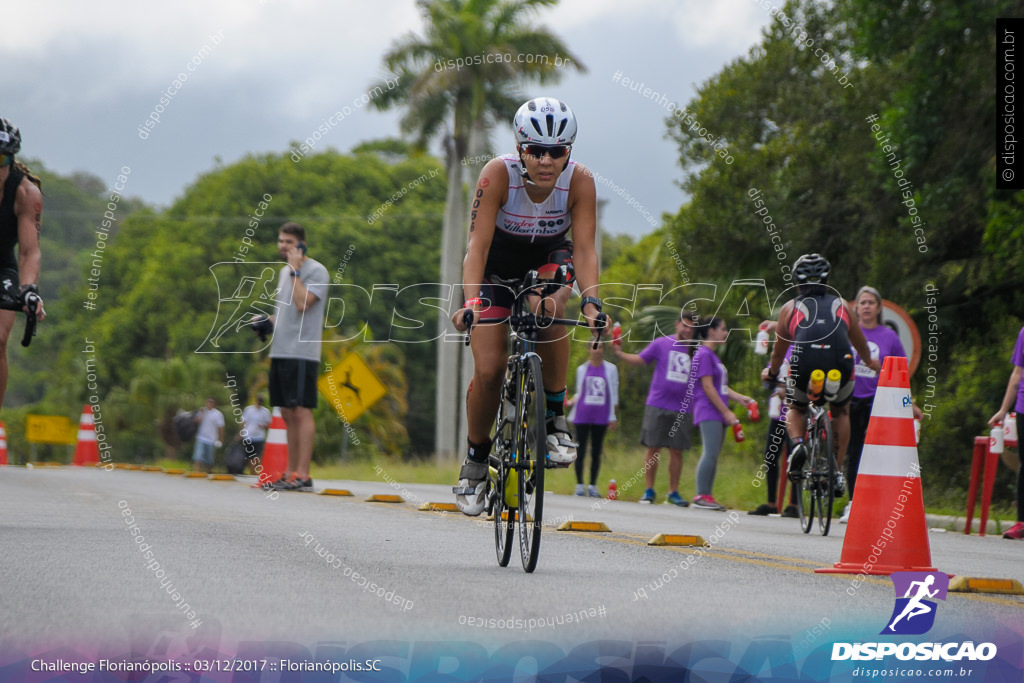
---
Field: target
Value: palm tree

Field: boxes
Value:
[371,0,586,462]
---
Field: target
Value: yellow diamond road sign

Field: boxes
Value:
[318,352,387,423]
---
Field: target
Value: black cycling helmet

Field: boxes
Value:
[793,253,831,284]
[0,118,21,155]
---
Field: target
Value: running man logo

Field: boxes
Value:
[881,571,948,635]
[197,262,281,353]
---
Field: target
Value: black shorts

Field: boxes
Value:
[474,239,574,317]
[269,358,319,409]
[786,344,855,408]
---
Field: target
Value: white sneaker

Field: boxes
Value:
[545,416,578,465]
[839,501,852,524]
[574,483,586,496]
[453,459,488,516]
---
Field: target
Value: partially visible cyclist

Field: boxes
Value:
[450,97,605,516]
[0,117,45,409]
[761,254,880,495]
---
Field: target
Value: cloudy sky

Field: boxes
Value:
[5,0,774,238]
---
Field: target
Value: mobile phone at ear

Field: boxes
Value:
[298,242,307,256]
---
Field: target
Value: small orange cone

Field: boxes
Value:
[254,407,288,487]
[73,405,100,466]
[0,421,7,465]
[817,356,938,575]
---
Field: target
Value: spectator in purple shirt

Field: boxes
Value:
[690,316,755,511]
[988,325,1024,540]
[567,343,619,497]
[613,311,699,506]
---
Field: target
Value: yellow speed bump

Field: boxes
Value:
[557,521,611,532]
[487,511,534,522]
[164,468,186,475]
[209,474,236,481]
[142,466,164,472]
[184,472,207,478]
[125,464,143,470]
[948,576,1024,595]
[367,494,404,503]
[319,488,354,497]
[419,502,458,512]
[648,533,709,547]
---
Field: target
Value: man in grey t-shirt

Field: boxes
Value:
[264,222,329,491]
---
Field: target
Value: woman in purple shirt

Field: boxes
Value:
[988,325,1024,540]
[567,343,619,497]
[845,287,923,522]
[691,316,755,511]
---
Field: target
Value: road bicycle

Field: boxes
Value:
[460,266,602,572]
[795,397,837,536]
[766,374,840,536]
[0,285,40,347]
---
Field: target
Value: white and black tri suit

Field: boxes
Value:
[476,154,576,316]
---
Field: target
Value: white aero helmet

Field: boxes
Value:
[513,97,577,146]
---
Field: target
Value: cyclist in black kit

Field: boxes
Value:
[0,117,45,409]
[761,254,879,497]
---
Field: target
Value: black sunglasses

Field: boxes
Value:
[521,144,570,160]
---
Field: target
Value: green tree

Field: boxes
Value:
[645,0,1023,506]
[38,147,447,460]
[371,0,586,461]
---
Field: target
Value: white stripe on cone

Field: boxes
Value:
[266,407,287,445]
[858,444,920,478]
[867,385,914,419]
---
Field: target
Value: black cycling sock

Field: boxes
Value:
[545,389,566,420]
[787,436,804,453]
[467,438,492,464]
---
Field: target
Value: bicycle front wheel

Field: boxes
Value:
[815,414,835,536]
[517,354,546,573]
[492,388,516,567]
[493,459,515,566]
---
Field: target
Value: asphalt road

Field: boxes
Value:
[1,466,1022,679]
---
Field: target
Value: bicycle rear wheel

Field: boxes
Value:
[797,430,816,534]
[815,415,835,536]
[794,421,819,532]
[517,354,545,573]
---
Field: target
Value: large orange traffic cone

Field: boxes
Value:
[817,356,938,575]
[73,405,100,466]
[0,421,7,465]
[254,407,288,487]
